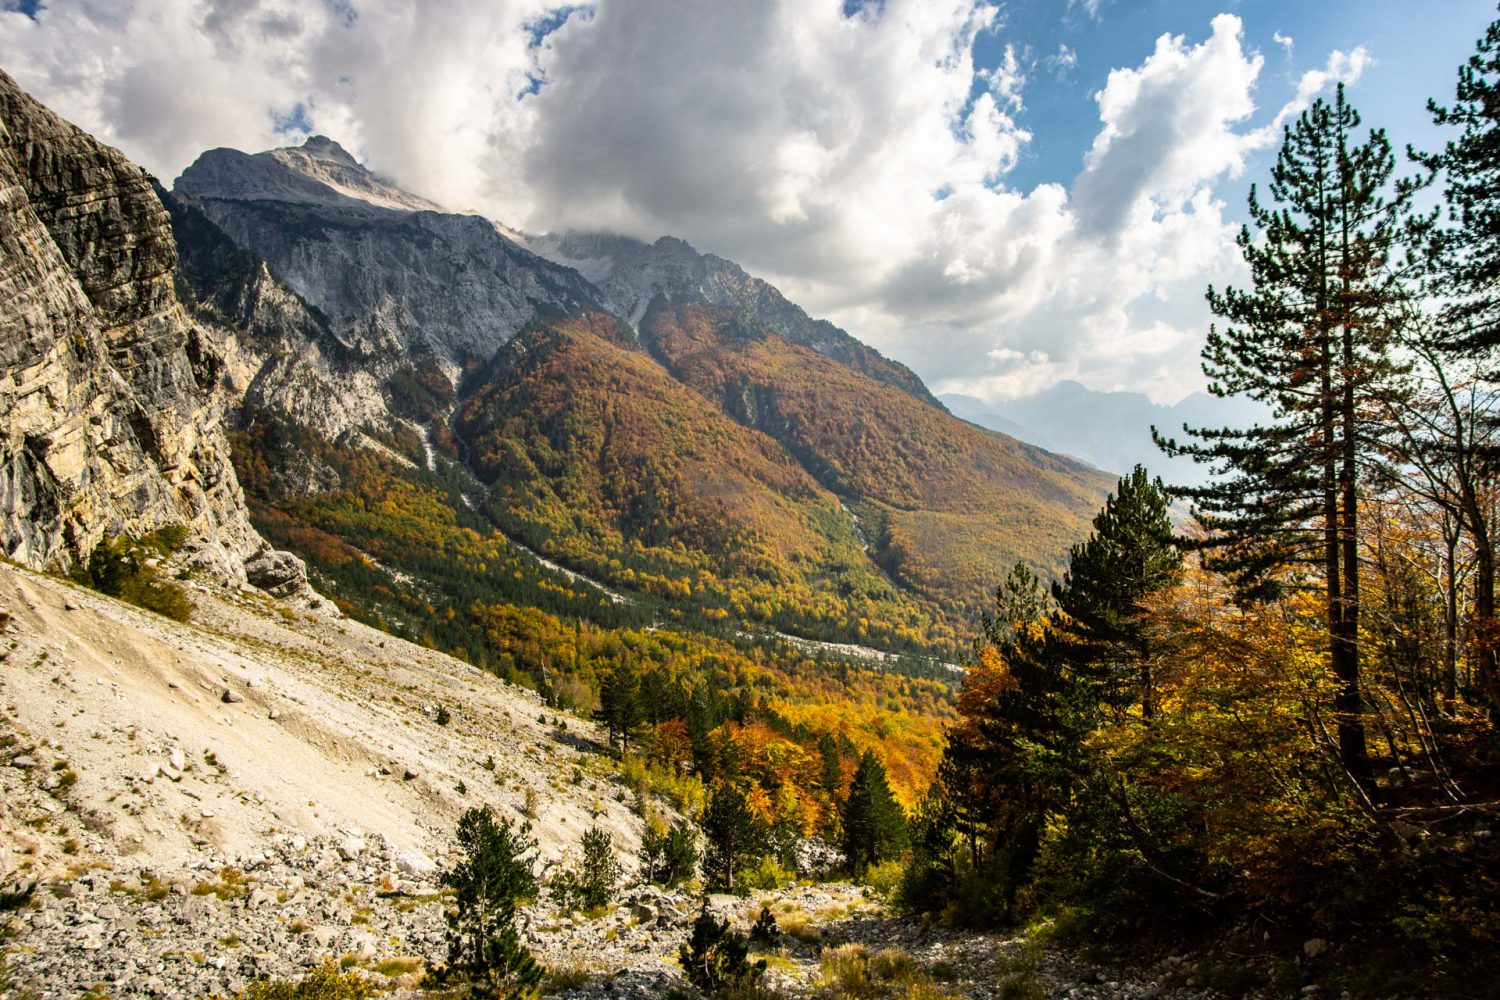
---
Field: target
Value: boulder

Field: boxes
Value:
[243,550,307,598]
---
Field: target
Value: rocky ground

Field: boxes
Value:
[0,563,1303,999]
[1,830,1222,1000]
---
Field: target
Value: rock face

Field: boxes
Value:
[175,138,600,375]
[0,69,259,577]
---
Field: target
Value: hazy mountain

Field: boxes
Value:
[942,382,1266,487]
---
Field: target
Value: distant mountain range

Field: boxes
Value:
[941,382,1266,488]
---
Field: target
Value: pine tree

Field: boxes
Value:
[639,819,698,888]
[1416,12,1500,353]
[594,665,644,753]
[1051,466,1180,716]
[700,784,765,894]
[841,750,907,876]
[1157,85,1419,787]
[1412,13,1500,709]
[677,906,766,995]
[428,807,544,999]
[549,826,621,911]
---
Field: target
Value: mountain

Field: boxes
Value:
[942,382,1266,487]
[0,69,259,579]
[528,230,940,405]
[175,138,599,377]
[639,305,1113,612]
[160,132,1110,657]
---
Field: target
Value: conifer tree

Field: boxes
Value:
[1051,466,1180,716]
[1158,85,1419,786]
[841,750,907,876]
[1411,13,1500,709]
[700,784,766,894]
[1416,12,1500,353]
[428,807,544,999]
[594,665,644,753]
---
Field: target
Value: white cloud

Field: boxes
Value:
[1047,44,1079,79]
[0,2,1358,405]
[1273,30,1294,54]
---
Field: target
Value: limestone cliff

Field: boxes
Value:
[0,69,259,578]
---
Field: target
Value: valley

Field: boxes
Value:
[5,2,1500,991]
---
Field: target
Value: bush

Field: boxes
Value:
[860,859,905,907]
[741,855,794,891]
[240,965,379,999]
[678,906,766,996]
[426,807,544,998]
[74,530,194,622]
[549,826,621,911]
[749,906,779,946]
[640,819,698,888]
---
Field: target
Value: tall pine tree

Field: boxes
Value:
[1412,13,1500,711]
[1158,85,1419,787]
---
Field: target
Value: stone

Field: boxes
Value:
[395,850,436,878]
[169,749,186,772]
[8,756,37,769]
[221,689,244,704]
[243,550,308,598]
[337,836,366,861]
[1303,937,1329,959]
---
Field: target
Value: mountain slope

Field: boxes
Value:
[0,68,257,578]
[641,305,1115,614]
[453,310,953,651]
[529,230,941,406]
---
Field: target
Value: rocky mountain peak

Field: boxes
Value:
[297,133,359,167]
[177,135,443,214]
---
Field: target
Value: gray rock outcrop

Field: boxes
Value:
[0,69,260,578]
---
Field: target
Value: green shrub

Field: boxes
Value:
[860,859,906,907]
[239,965,380,999]
[678,906,766,996]
[74,531,194,622]
[741,855,793,891]
[549,826,621,911]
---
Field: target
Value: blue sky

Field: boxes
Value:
[992,0,1493,198]
[1,0,1494,403]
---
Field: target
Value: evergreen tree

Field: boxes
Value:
[1412,13,1500,709]
[428,807,544,999]
[594,665,645,753]
[1051,466,1180,716]
[1416,12,1500,353]
[549,826,621,911]
[700,784,766,894]
[841,750,907,876]
[1158,85,1419,786]
[639,820,699,888]
[677,906,766,995]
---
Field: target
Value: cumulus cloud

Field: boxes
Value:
[0,1,1361,404]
